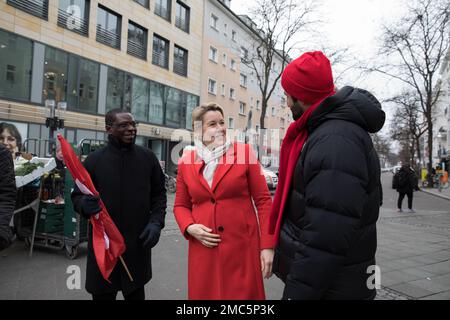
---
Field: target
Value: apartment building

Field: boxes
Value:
[202,0,291,165]
[0,0,202,173]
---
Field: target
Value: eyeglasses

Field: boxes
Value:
[109,121,139,129]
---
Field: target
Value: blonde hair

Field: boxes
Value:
[191,102,224,130]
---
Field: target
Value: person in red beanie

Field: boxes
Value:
[269,51,385,299]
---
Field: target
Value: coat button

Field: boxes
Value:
[218,226,224,232]
[211,198,216,204]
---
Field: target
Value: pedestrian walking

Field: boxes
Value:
[269,51,385,300]
[174,102,274,300]
[393,163,419,213]
[71,108,167,300]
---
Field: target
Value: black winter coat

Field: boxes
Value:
[0,144,16,250]
[273,86,385,300]
[72,135,167,295]
[393,168,418,193]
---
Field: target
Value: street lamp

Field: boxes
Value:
[44,99,66,156]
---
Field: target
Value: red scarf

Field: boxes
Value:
[269,91,335,244]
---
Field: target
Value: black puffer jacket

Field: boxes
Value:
[273,86,385,300]
[0,144,16,251]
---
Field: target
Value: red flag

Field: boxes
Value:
[57,134,126,282]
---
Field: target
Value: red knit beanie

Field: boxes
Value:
[281,51,334,104]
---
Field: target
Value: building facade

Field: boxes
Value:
[0,0,203,173]
[202,0,291,166]
[430,47,450,166]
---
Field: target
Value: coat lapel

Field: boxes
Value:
[190,151,214,195]
[211,143,236,192]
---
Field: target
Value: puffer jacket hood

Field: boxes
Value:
[308,86,385,134]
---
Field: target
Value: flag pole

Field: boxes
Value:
[119,256,134,282]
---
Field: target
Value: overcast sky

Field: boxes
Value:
[230,0,410,135]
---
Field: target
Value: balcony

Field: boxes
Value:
[57,8,89,36]
[7,0,48,20]
[96,25,121,50]
[127,39,147,60]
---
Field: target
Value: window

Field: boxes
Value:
[231,30,236,41]
[134,0,149,8]
[280,117,285,128]
[256,125,259,132]
[223,23,227,37]
[229,88,235,100]
[208,78,217,95]
[256,100,260,110]
[155,0,172,21]
[106,67,125,112]
[149,81,165,124]
[228,117,234,129]
[175,1,190,33]
[58,0,90,36]
[131,76,150,122]
[66,56,99,113]
[43,46,68,103]
[239,102,246,115]
[96,5,121,49]
[186,94,198,130]
[240,47,248,60]
[173,45,188,77]
[7,0,49,20]
[152,34,169,69]
[0,30,32,101]
[271,106,276,116]
[222,53,227,65]
[210,14,218,30]
[240,74,247,88]
[209,46,218,63]
[230,59,236,71]
[166,87,186,127]
[221,83,225,96]
[128,21,147,60]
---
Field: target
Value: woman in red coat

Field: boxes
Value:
[174,102,274,300]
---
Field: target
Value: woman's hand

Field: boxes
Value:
[186,224,221,248]
[260,248,274,279]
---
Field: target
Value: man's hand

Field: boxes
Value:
[260,248,274,279]
[186,224,221,248]
[79,195,101,218]
[139,223,161,249]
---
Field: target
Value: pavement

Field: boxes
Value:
[0,173,449,300]
[420,184,450,201]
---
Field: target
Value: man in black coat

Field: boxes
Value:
[0,143,16,251]
[393,164,418,213]
[269,51,385,300]
[72,108,167,300]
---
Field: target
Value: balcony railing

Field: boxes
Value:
[152,51,169,69]
[127,39,147,60]
[173,60,187,77]
[96,25,121,50]
[7,0,48,20]
[175,16,189,33]
[57,8,89,36]
[155,3,170,21]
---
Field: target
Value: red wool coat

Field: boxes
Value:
[174,143,274,300]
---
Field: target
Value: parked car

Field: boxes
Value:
[263,168,278,190]
[391,165,401,174]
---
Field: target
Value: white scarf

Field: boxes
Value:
[194,139,232,188]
